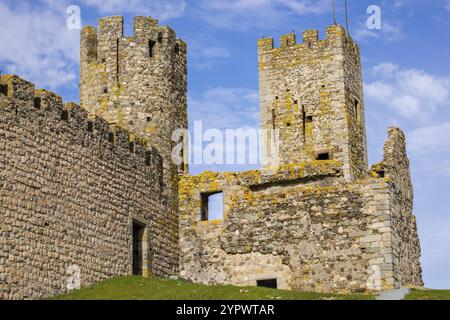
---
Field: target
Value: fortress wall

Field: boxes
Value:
[0,75,178,299]
[179,162,402,293]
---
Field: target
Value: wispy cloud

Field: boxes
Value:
[189,87,259,129]
[0,1,79,90]
[365,63,450,119]
[354,20,404,42]
[82,0,186,20]
[409,123,450,158]
[196,0,330,30]
[446,0,450,12]
[189,45,231,70]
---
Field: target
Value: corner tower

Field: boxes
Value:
[258,25,367,181]
[80,16,187,169]
[80,16,187,215]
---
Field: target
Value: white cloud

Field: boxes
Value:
[365,64,450,118]
[189,46,231,70]
[354,20,404,42]
[189,87,259,129]
[82,0,186,20]
[408,123,450,157]
[197,0,330,30]
[0,2,79,90]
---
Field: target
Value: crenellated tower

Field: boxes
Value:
[80,16,188,210]
[258,25,368,181]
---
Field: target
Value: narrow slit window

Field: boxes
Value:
[149,40,156,58]
[130,141,136,154]
[108,132,116,144]
[271,109,276,130]
[174,43,180,54]
[201,192,224,221]
[87,121,94,132]
[34,97,42,109]
[257,279,278,289]
[302,105,306,143]
[158,32,163,43]
[354,98,360,120]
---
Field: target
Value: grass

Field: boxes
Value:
[51,276,375,300]
[404,289,450,300]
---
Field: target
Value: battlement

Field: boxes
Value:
[81,16,186,59]
[258,24,358,55]
[0,74,163,174]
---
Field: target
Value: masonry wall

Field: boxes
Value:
[380,128,423,288]
[180,162,388,293]
[179,151,423,293]
[0,75,178,299]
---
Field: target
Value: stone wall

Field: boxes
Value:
[0,75,179,299]
[179,146,423,293]
[258,25,368,181]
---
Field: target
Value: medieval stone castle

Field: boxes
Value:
[0,16,422,299]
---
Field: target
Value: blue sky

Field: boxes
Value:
[1,0,449,289]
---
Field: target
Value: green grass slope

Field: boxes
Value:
[51,276,374,300]
[404,289,450,300]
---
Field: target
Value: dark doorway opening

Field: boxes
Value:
[257,279,278,289]
[132,221,146,275]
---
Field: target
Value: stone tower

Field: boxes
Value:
[258,25,368,181]
[80,16,188,207]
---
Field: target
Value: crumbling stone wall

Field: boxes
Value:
[372,127,423,288]
[0,75,179,299]
[179,152,423,292]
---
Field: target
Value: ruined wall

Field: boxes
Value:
[179,160,416,293]
[258,25,367,181]
[0,75,179,299]
[378,127,423,287]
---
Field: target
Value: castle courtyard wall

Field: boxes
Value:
[179,151,423,293]
[0,75,179,299]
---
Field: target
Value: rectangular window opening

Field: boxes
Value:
[149,40,156,58]
[201,192,224,221]
[1,84,9,96]
[34,97,42,109]
[87,121,94,132]
[257,279,278,289]
[61,110,70,121]
[316,152,330,161]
